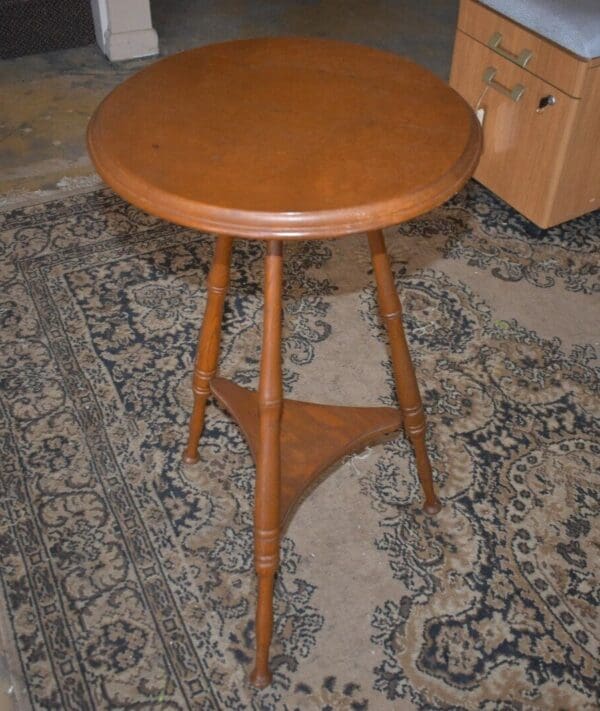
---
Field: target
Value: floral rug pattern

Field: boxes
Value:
[359,271,598,708]
[0,187,598,709]
[394,181,600,295]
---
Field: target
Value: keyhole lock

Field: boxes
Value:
[537,95,556,112]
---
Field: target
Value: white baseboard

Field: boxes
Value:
[90,0,159,61]
[105,27,159,61]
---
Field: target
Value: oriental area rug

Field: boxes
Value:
[0,182,598,710]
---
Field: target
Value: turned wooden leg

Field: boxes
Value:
[250,240,283,688]
[183,235,234,465]
[367,230,441,515]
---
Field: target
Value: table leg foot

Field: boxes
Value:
[249,669,273,689]
[183,235,233,463]
[411,431,442,515]
[423,498,442,515]
[249,571,275,688]
[181,452,200,466]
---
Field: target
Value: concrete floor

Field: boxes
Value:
[0,0,458,204]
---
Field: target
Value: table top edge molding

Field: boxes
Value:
[87,110,482,239]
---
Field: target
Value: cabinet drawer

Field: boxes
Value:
[458,0,589,97]
[450,30,579,226]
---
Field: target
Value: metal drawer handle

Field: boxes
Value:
[483,67,525,102]
[487,31,533,68]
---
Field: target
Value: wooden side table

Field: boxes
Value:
[87,37,481,688]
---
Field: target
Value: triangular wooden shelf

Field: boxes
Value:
[210,377,403,527]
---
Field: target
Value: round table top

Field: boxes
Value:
[88,37,481,239]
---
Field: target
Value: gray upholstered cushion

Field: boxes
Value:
[479,0,600,59]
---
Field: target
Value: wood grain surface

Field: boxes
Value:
[210,377,403,529]
[457,0,590,98]
[88,37,481,239]
[451,2,600,227]
[450,31,579,227]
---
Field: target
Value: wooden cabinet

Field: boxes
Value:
[449,0,600,228]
